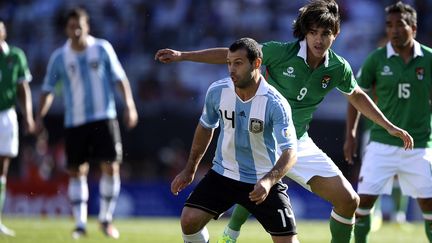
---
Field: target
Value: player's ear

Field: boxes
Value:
[254,58,262,69]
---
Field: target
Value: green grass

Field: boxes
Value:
[0,217,426,243]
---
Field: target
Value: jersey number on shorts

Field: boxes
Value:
[277,208,295,227]
[398,83,410,99]
[297,87,308,101]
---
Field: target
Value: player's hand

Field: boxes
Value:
[170,169,194,196]
[123,106,138,130]
[387,126,414,150]
[154,49,182,63]
[343,133,357,165]
[249,178,272,205]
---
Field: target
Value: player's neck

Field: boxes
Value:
[70,37,88,52]
[306,54,325,70]
[393,41,414,64]
[236,75,261,101]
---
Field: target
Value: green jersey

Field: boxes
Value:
[357,41,432,148]
[262,40,357,138]
[0,43,32,111]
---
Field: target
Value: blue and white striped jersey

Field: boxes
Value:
[42,36,127,128]
[200,76,297,184]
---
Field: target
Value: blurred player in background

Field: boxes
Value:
[346,118,410,232]
[171,37,299,243]
[0,19,34,237]
[155,1,413,242]
[344,1,432,242]
[35,7,137,239]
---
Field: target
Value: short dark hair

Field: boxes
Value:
[228,37,262,64]
[292,0,340,40]
[65,7,89,25]
[385,1,417,26]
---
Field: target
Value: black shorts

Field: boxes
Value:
[65,119,122,168]
[185,170,296,236]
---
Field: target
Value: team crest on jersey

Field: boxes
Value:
[416,67,424,80]
[68,64,76,74]
[249,118,264,134]
[321,75,331,88]
[281,127,291,138]
[90,61,99,69]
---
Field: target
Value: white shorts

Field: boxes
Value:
[286,136,343,191]
[357,141,432,198]
[0,108,19,157]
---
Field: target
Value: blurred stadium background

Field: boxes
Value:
[2,0,432,240]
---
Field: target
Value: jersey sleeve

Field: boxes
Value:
[262,41,286,67]
[356,53,377,91]
[42,50,62,93]
[199,86,220,129]
[16,48,32,83]
[270,98,297,152]
[336,59,358,95]
[101,40,127,83]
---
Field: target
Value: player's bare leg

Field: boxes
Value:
[271,235,300,243]
[181,206,213,242]
[99,161,121,239]
[309,175,359,243]
[0,157,14,237]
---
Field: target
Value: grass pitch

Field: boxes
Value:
[0,217,426,243]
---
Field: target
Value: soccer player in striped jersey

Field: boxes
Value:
[344,2,432,242]
[171,38,299,243]
[155,1,414,242]
[0,19,34,237]
[36,7,137,239]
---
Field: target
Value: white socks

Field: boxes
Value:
[98,174,121,223]
[68,176,89,229]
[182,227,210,243]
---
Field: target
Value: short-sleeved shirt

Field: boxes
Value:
[200,76,297,184]
[357,41,432,148]
[262,40,357,138]
[42,36,127,128]
[0,42,32,111]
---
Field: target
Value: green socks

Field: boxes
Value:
[354,213,371,243]
[391,186,408,222]
[0,176,5,220]
[227,204,251,231]
[329,210,354,243]
[222,204,251,240]
[423,212,432,242]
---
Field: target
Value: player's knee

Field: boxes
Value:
[180,212,202,234]
[335,192,359,214]
[346,193,360,213]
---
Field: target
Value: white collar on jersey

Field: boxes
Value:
[386,40,423,58]
[65,35,96,52]
[0,41,10,55]
[297,40,329,67]
[228,74,269,96]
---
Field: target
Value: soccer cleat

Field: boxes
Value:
[0,224,15,237]
[100,221,120,239]
[217,233,237,243]
[71,227,87,239]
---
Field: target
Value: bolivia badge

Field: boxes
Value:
[321,75,331,88]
